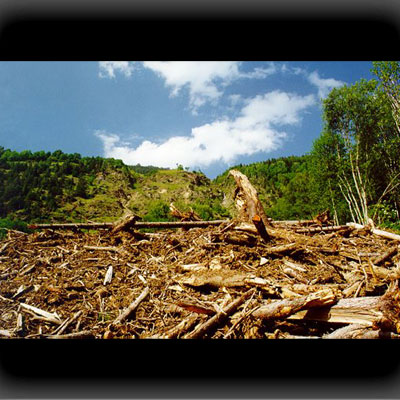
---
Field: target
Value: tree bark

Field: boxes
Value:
[229,169,271,227]
[253,289,337,320]
[287,295,393,327]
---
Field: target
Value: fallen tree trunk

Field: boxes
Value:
[372,246,399,265]
[294,225,350,234]
[28,220,229,230]
[347,223,400,242]
[44,330,95,339]
[287,294,399,329]
[253,289,337,320]
[324,324,400,339]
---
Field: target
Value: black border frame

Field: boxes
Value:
[1,1,400,398]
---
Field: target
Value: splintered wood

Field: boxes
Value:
[1,171,400,339]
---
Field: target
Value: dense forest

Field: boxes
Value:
[1,61,399,236]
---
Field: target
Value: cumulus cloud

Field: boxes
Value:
[95,90,316,169]
[142,61,279,112]
[307,71,345,98]
[141,61,240,112]
[98,61,134,78]
[98,61,278,113]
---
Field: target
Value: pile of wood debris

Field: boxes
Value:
[1,170,400,339]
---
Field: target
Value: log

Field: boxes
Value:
[229,169,271,227]
[287,296,386,326]
[29,220,229,230]
[294,225,349,234]
[44,330,95,339]
[111,214,140,234]
[252,289,337,320]
[222,231,258,246]
[270,219,316,226]
[148,315,201,339]
[263,242,298,255]
[347,223,400,242]
[372,246,399,265]
[112,287,150,325]
[324,324,400,339]
[183,289,255,339]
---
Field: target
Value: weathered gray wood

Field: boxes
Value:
[0,329,13,338]
[20,303,62,325]
[287,296,384,325]
[294,225,350,234]
[347,223,400,242]
[229,169,271,227]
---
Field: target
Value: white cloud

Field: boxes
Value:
[95,90,315,169]
[99,61,134,78]
[97,61,280,112]
[137,61,277,113]
[307,71,345,98]
[142,61,240,111]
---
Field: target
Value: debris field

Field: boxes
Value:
[1,169,400,339]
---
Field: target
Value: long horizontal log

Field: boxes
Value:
[347,223,400,242]
[28,220,230,230]
[323,324,400,339]
[294,225,350,234]
[44,330,95,339]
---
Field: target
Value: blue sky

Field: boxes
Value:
[0,61,375,178]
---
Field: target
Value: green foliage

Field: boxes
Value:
[0,217,31,239]
[143,201,173,222]
[0,148,137,222]
[309,63,400,225]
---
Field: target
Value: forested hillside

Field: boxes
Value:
[217,62,400,232]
